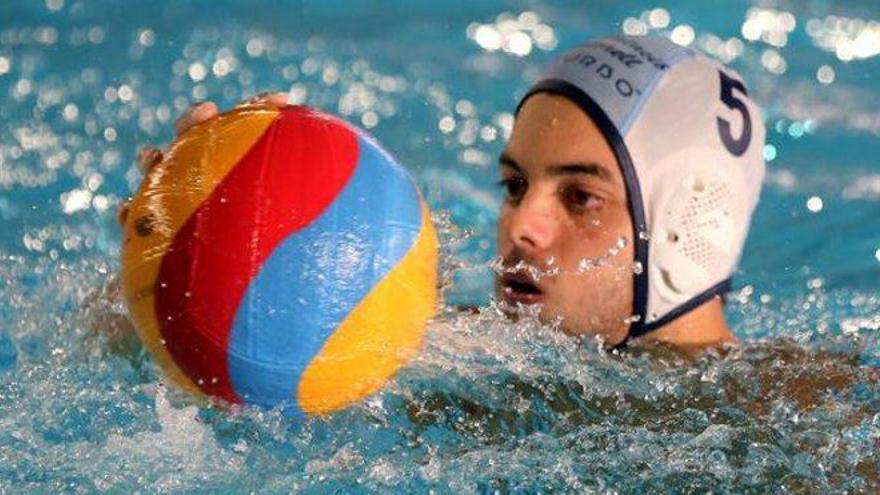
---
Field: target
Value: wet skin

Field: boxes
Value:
[495,93,634,346]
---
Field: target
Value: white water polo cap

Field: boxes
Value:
[517,35,765,339]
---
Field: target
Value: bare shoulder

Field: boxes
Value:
[713,337,877,414]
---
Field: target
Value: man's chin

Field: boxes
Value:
[495,294,548,321]
[493,301,624,346]
[494,300,586,334]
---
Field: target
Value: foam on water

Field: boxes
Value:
[2,250,880,491]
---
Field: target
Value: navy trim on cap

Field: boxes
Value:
[638,277,732,334]
[516,78,651,342]
[609,278,732,351]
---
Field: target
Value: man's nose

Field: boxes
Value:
[508,194,559,254]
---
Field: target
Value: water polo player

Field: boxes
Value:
[495,35,765,349]
[120,35,765,352]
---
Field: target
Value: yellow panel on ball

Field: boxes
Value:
[297,202,438,415]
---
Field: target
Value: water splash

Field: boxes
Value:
[487,255,561,280]
[487,236,631,280]
[432,210,473,295]
[576,236,629,273]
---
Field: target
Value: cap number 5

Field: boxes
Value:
[716,70,752,157]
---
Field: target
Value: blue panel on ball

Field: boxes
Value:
[226,133,422,415]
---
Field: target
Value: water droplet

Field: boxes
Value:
[623,314,641,324]
[632,261,643,275]
[232,439,249,453]
[577,258,596,273]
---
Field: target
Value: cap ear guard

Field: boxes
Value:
[623,55,764,336]
[649,170,738,318]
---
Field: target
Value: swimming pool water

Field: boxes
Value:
[1,0,880,492]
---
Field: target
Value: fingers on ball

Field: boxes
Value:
[264,92,289,106]
[137,147,163,173]
[117,202,130,226]
[241,91,288,108]
[174,101,219,136]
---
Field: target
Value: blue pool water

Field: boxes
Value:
[2,0,880,492]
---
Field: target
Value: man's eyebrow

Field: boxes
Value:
[548,163,613,182]
[499,153,521,172]
[499,152,612,182]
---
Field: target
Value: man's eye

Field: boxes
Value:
[561,185,601,210]
[498,177,527,200]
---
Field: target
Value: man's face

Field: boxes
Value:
[495,93,634,345]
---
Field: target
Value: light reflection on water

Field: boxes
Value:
[1,0,880,491]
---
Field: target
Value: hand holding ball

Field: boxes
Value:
[120,104,438,417]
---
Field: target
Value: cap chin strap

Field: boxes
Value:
[517,80,734,349]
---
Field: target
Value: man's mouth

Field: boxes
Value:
[500,272,545,305]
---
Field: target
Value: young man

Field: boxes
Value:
[120,35,765,351]
[494,35,765,350]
